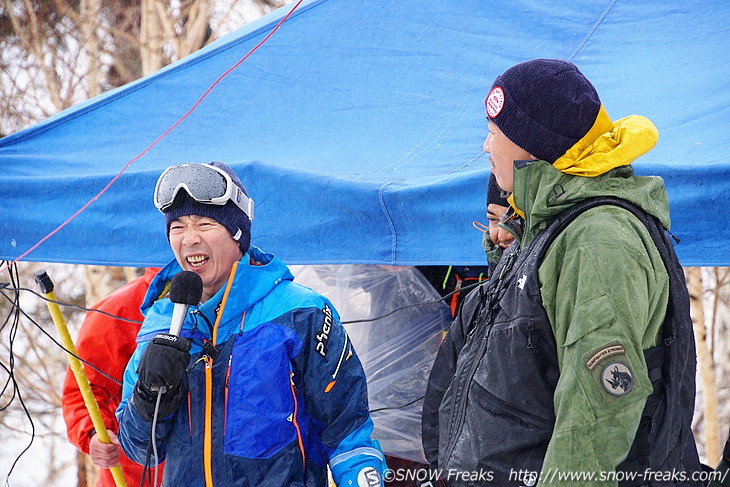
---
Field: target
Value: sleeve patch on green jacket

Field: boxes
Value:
[583,341,639,402]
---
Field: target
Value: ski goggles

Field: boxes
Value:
[154,163,254,220]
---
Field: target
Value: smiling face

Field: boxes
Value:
[483,121,533,193]
[168,214,243,302]
[487,203,514,249]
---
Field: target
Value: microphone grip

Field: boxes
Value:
[169,303,189,337]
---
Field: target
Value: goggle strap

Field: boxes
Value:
[231,185,254,221]
[247,196,255,221]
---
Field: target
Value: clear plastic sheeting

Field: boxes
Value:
[291,264,452,463]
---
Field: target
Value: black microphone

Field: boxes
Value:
[168,271,203,336]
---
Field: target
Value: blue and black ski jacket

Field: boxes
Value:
[117,246,385,486]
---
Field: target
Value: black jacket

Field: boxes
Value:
[422,198,702,486]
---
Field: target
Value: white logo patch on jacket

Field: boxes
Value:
[357,466,381,487]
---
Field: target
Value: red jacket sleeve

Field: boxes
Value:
[61,269,157,454]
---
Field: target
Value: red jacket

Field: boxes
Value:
[62,268,162,487]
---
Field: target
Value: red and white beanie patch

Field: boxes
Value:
[486,86,505,118]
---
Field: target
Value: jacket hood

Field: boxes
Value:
[510,115,670,246]
[138,245,294,340]
[552,110,659,177]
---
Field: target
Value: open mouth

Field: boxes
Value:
[186,254,208,268]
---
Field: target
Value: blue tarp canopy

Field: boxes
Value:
[1,0,728,267]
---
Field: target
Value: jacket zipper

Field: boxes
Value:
[289,371,306,469]
[441,250,518,466]
[472,381,553,430]
[223,354,232,434]
[442,307,495,465]
[203,262,238,487]
[203,356,214,487]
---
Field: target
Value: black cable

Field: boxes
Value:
[370,394,425,414]
[0,281,18,408]
[6,286,143,325]
[5,272,481,331]
[139,388,165,487]
[342,280,483,325]
[151,389,164,487]
[359,281,486,414]
[1,262,36,486]
[0,287,122,386]
[140,430,155,487]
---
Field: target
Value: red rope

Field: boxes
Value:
[1,0,304,273]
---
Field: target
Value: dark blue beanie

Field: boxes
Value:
[485,59,601,164]
[487,172,510,208]
[163,162,252,254]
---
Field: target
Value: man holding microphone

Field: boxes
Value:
[116,161,385,487]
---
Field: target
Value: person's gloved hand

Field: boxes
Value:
[131,333,191,421]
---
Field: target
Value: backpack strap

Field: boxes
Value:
[534,196,700,482]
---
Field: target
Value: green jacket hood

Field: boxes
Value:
[512,161,671,246]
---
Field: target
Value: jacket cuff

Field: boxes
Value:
[328,418,386,486]
[330,445,386,487]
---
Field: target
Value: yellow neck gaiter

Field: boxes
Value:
[508,105,659,219]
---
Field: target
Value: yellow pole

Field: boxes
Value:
[35,270,128,487]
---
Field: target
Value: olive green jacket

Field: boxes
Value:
[512,160,671,485]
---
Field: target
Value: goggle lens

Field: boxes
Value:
[155,164,230,210]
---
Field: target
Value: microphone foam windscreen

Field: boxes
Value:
[169,271,203,305]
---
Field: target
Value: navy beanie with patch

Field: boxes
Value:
[485,58,601,163]
[163,162,252,254]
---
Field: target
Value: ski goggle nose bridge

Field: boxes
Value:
[154,163,254,221]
